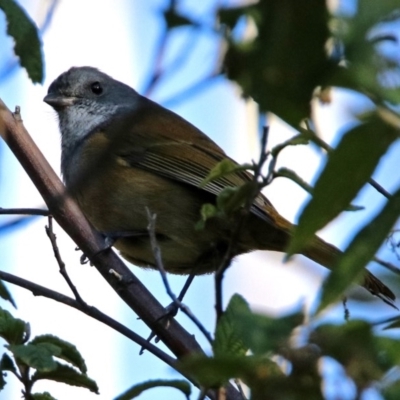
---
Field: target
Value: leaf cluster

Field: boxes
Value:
[0,306,98,400]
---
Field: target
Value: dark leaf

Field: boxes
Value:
[115,379,191,400]
[0,306,28,345]
[0,280,16,308]
[164,6,194,29]
[318,184,400,310]
[32,392,58,400]
[182,354,281,388]
[0,0,44,83]
[33,362,99,394]
[234,308,304,355]
[288,116,399,256]
[0,352,17,374]
[221,0,333,125]
[31,335,87,374]
[8,343,60,372]
[311,321,385,386]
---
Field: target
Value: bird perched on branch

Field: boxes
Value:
[44,66,395,306]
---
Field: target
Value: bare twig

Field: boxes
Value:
[146,208,213,343]
[45,215,86,304]
[215,126,270,320]
[373,257,400,275]
[0,207,49,216]
[0,269,176,368]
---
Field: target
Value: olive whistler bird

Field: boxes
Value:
[44,67,395,306]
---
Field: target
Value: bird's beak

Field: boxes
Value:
[43,93,77,109]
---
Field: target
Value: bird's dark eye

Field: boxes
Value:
[90,82,103,95]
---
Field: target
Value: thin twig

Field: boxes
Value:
[45,215,86,304]
[146,208,213,343]
[373,257,400,275]
[215,126,270,320]
[0,269,175,367]
[0,207,49,216]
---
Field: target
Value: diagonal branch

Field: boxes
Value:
[0,99,243,400]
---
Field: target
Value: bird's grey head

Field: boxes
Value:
[44,66,139,158]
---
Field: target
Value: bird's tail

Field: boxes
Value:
[301,235,396,308]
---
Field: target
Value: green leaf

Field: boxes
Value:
[8,343,61,372]
[0,280,16,308]
[182,354,281,388]
[311,321,385,386]
[33,362,99,394]
[234,308,304,355]
[32,392,58,400]
[221,0,333,125]
[270,134,310,157]
[0,306,28,345]
[115,379,191,400]
[274,167,313,195]
[31,335,87,374]
[0,352,17,374]
[383,381,400,400]
[0,371,5,391]
[196,203,218,230]
[0,0,44,83]
[288,116,399,256]
[318,184,400,311]
[200,159,252,187]
[213,294,250,357]
[216,182,258,214]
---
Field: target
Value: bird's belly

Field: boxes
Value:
[71,165,228,274]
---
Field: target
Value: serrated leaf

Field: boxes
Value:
[0,352,17,374]
[182,354,281,388]
[318,184,400,311]
[0,0,44,83]
[33,362,99,394]
[201,159,252,187]
[213,294,250,357]
[31,335,87,374]
[32,392,58,400]
[234,308,304,355]
[115,379,191,400]
[288,117,399,257]
[0,306,28,345]
[0,280,16,308]
[8,343,61,372]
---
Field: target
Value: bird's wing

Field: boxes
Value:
[110,97,282,226]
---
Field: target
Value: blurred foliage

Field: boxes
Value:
[183,295,400,399]
[0,0,43,83]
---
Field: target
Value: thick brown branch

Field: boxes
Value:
[0,99,242,400]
